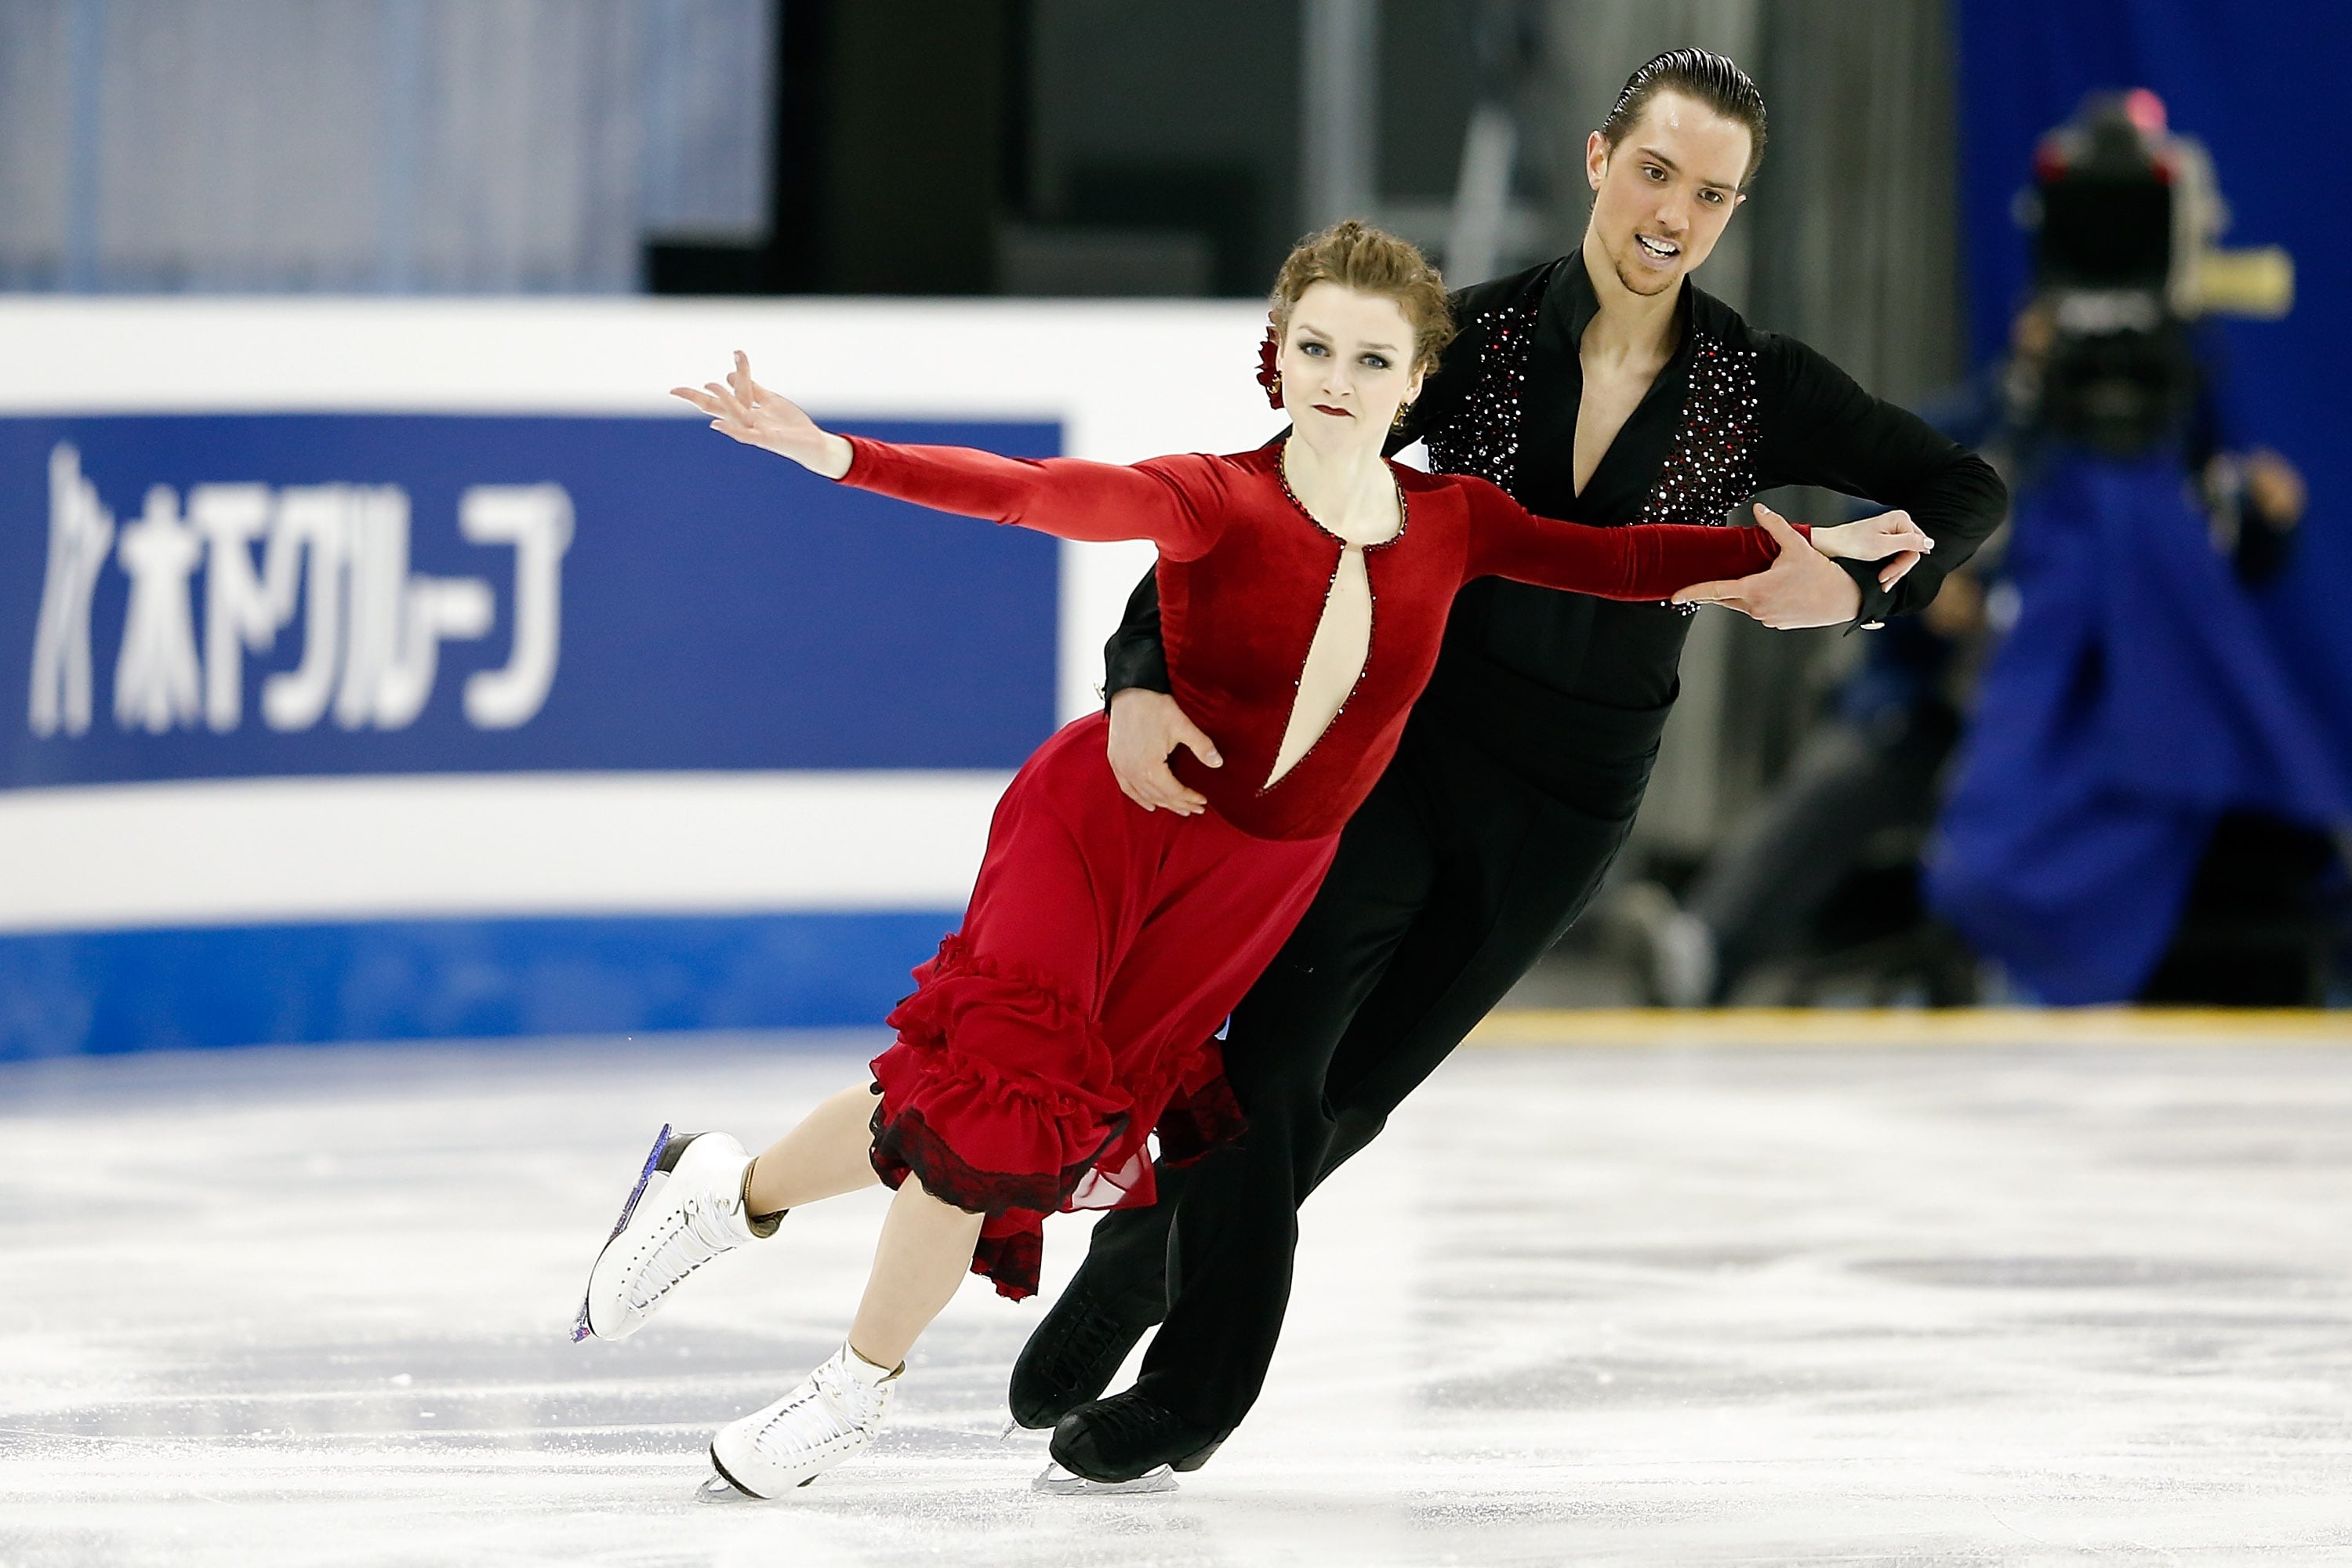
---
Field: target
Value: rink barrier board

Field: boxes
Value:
[3,407,1045,1059]
[0,771,1012,932]
[0,298,1284,1057]
[0,909,960,1061]
[5,412,1065,786]
[1471,1008,2352,1047]
[0,295,1271,728]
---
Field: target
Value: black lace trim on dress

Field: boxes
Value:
[1154,1072,1249,1168]
[974,1228,1046,1302]
[868,1100,1129,1219]
[868,1102,1130,1300]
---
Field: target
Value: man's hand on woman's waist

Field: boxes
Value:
[1106,689,1222,815]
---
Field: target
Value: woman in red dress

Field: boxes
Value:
[577,223,1926,1498]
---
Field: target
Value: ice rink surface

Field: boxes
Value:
[4,1014,2350,1566]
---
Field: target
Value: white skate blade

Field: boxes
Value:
[572,1123,673,1341]
[1031,1461,1177,1495]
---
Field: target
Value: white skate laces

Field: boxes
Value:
[575,1126,775,1342]
[704,1343,902,1499]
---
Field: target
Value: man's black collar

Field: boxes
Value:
[1534,248,1700,363]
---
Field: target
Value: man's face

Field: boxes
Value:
[1585,90,1751,298]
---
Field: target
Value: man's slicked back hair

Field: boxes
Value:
[1599,47,1768,187]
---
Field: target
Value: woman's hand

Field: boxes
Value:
[1106,688,1222,815]
[1809,506,1935,583]
[1671,503,1896,626]
[670,351,854,479]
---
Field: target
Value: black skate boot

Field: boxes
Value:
[1006,1272,1163,1431]
[1048,1390,1225,1485]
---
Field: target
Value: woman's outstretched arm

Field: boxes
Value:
[673,352,1226,559]
[1456,475,1929,601]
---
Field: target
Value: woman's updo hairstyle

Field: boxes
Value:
[1267,220,1455,379]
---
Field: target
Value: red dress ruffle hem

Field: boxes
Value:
[866,713,1336,1299]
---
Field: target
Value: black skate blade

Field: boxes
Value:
[1032,1461,1177,1496]
[699,1442,788,1503]
[696,1473,764,1504]
[572,1123,673,1342]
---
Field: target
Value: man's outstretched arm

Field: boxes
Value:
[1778,337,2008,626]
[1690,336,2009,630]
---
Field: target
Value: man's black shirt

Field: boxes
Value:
[1105,253,2007,779]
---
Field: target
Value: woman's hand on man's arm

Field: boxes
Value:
[1809,506,1934,569]
[1669,503,1928,629]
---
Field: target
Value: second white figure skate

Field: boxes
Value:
[701,1344,901,1499]
[574,1125,775,1342]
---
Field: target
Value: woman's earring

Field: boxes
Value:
[1392,400,1415,430]
[1254,325,1284,411]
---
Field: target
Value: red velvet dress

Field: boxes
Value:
[841,437,1787,1297]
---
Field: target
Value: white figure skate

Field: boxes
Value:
[700,1344,901,1499]
[574,1125,775,1342]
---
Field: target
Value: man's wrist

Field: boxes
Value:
[1100,657,1172,710]
[1836,559,1888,632]
[1103,681,1172,716]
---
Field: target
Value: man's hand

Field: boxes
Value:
[1670,503,1872,629]
[1105,688,1221,815]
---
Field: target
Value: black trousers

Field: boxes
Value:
[1075,683,1660,1434]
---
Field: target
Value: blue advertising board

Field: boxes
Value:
[5,414,1061,783]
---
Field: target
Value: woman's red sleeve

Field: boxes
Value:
[1457,474,1798,599]
[837,437,1225,560]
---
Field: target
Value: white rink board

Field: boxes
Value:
[0,771,1011,933]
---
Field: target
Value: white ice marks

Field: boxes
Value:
[3,1029,2350,1564]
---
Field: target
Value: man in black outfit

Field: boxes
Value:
[1021,49,2009,1485]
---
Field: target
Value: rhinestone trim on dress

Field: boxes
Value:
[1262,454,1407,793]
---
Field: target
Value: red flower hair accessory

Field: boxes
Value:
[1254,322,1283,410]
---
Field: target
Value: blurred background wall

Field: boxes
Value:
[1,0,2342,1054]
[0,0,775,292]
